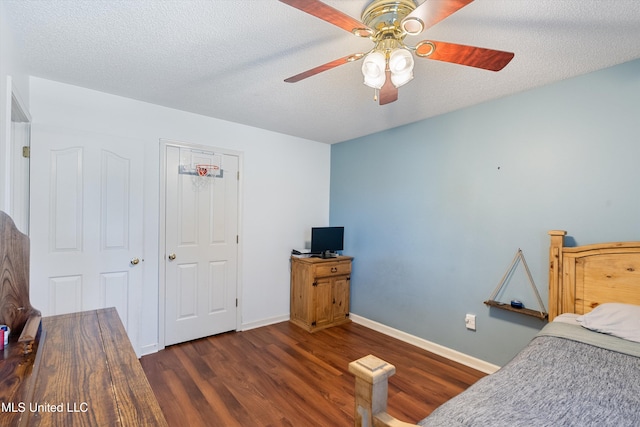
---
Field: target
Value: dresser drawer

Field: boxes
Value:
[314,261,351,278]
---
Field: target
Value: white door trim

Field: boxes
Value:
[158,139,243,350]
[3,76,32,228]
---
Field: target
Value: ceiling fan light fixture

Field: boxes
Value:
[390,69,413,88]
[362,51,387,89]
[389,48,413,74]
[280,0,513,105]
[389,47,414,87]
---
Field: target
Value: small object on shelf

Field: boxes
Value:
[0,324,8,346]
[483,300,547,320]
[484,249,548,320]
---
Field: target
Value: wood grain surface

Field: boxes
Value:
[141,321,485,426]
[0,308,167,427]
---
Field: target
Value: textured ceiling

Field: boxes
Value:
[3,0,640,144]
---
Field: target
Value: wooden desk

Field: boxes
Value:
[0,308,167,426]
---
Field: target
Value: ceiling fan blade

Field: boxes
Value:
[417,40,514,71]
[402,0,474,35]
[284,53,365,83]
[279,0,373,36]
[379,70,398,105]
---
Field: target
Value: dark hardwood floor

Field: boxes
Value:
[140,321,486,427]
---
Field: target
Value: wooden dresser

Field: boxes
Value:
[0,308,167,426]
[290,256,353,332]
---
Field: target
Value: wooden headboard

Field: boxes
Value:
[548,230,640,321]
[0,211,41,352]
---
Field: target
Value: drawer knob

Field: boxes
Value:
[331,267,337,273]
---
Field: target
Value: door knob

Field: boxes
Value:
[168,253,176,261]
[130,257,140,265]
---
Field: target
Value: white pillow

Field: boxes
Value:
[576,303,640,343]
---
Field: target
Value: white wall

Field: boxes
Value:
[29,77,331,354]
[331,59,640,366]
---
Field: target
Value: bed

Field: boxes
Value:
[350,230,640,427]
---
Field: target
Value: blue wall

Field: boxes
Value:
[330,59,640,366]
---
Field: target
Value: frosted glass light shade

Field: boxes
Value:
[361,51,386,89]
[390,69,413,87]
[389,48,414,87]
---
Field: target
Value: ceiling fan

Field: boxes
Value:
[279,0,514,105]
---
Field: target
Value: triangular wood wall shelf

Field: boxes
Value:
[484,249,548,320]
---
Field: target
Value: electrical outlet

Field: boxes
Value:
[465,314,476,331]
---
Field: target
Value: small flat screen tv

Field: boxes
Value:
[311,226,344,258]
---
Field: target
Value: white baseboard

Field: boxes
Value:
[139,343,159,357]
[138,316,290,358]
[350,313,500,374]
[240,314,290,331]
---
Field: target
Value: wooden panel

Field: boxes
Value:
[30,311,120,426]
[332,276,350,320]
[293,256,353,265]
[0,329,45,427]
[483,300,547,320]
[313,278,334,328]
[315,261,351,278]
[0,211,38,339]
[547,230,566,321]
[95,309,167,426]
[577,253,640,312]
[562,256,577,315]
[548,231,640,319]
[290,258,310,327]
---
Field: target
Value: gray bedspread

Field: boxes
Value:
[419,323,640,427]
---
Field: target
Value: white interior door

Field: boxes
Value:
[163,143,239,346]
[30,125,144,351]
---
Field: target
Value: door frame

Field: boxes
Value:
[3,76,31,233]
[158,139,244,350]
